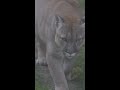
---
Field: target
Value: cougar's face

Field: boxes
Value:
[55,15,85,59]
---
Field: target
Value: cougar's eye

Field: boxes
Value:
[61,37,67,41]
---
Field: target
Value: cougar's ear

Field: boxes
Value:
[55,15,64,28]
[80,16,85,29]
[80,16,85,25]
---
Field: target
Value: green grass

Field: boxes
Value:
[79,0,85,9]
[35,81,48,90]
[72,46,85,81]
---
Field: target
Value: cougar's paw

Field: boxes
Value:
[35,58,48,66]
[66,72,77,81]
[66,72,73,81]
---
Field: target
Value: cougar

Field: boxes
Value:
[35,0,85,90]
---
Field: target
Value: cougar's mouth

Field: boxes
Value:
[64,52,76,59]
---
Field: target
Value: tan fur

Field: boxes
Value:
[52,0,81,24]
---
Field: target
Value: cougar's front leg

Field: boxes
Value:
[46,43,69,90]
[63,59,76,81]
[35,38,47,66]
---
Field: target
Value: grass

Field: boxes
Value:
[72,46,85,81]
[79,0,85,9]
[35,80,49,90]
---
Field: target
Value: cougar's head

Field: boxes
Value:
[54,15,85,59]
